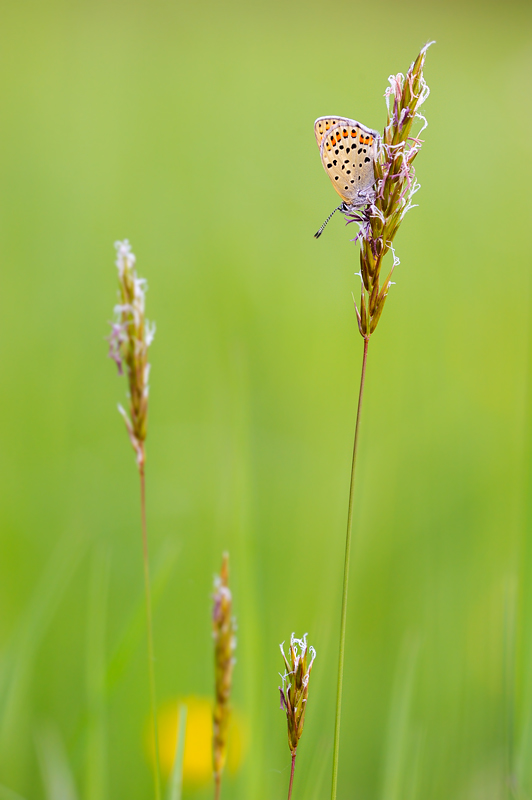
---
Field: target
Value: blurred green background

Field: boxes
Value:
[1,0,531,798]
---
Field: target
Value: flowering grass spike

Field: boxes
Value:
[108,239,155,469]
[212,553,236,800]
[279,633,316,800]
[107,239,161,800]
[325,43,433,800]
[349,41,433,337]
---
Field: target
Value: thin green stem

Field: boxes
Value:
[169,704,187,800]
[139,461,162,800]
[287,752,297,800]
[330,335,370,800]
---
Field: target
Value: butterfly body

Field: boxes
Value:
[314,116,379,210]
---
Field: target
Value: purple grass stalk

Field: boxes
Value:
[327,44,434,800]
[107,240,161,800]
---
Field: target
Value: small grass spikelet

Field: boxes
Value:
[279,633,316,800]
[212,553,236,800]
[349,42,434,337]
[108,239,155,469]
[279,633,316,756]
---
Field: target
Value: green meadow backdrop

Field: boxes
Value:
[1,0,531,798]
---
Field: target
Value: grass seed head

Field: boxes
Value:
[348,42,434,338]
[108,240,155,469]
[279,633,316,756]
[212,553,236,785]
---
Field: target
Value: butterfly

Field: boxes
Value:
[314,116,380,238]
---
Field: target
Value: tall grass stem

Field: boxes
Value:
[140,463,162,800]
[287,753,296,800]
[330,335,370,800]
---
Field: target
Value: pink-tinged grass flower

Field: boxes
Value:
[212,554,237,800]
[347,42,434,337]
[279,633,316,800]
[108,240,155,469]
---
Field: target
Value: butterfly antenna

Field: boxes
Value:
[314,204,344,239]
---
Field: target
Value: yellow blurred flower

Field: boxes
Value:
[148,695,246,788]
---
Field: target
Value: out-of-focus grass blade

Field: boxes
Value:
[35,721,79,800]
[106,537,180,692]
[404,729,424,800]
[307,737,333,800]
[167,703,187,800]
[516,274,532,800]
[0,785,29,800]
[0,529,87,745]
[84,545,111,800]
[380,636,419,800]
[502,577,517,800]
